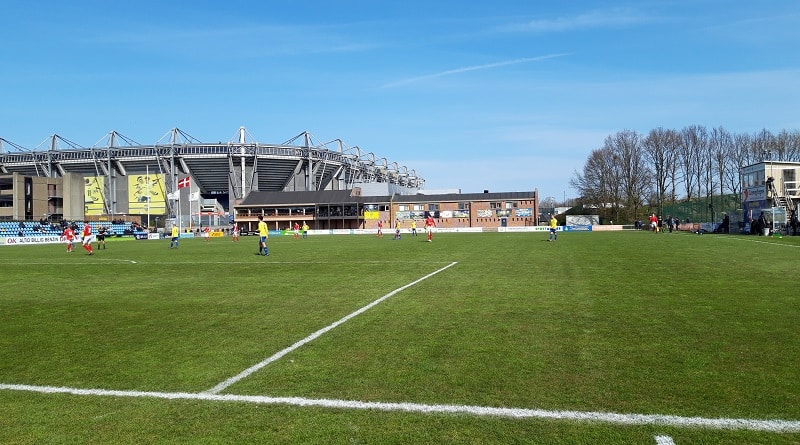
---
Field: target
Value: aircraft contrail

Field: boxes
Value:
[381,53,570,88]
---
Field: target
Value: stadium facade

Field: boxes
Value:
[0,127,424,225]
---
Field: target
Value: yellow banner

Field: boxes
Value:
[364,210,379,220]
[84,176,105,215]
[128,173,166,214]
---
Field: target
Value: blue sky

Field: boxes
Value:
[1,1,798,201]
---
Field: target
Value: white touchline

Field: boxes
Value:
[654,435,676,445]
[2,383,800,433]
[205,261,459,394]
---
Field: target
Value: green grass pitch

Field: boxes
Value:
[1,231,799,444]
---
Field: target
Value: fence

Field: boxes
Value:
[659,194,741,226]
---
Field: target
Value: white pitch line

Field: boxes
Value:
[102,260,442,266]
[0,259,137,265]
[1,383,799,433]
[705,235,800,248]
[654,435,676,445]
[96,258,137,264]
[205,261,459,394]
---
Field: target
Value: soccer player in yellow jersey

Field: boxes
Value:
[258,215,269,256]
[548,214,558,242]
[169,223,179,248]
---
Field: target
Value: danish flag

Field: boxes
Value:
[178,176,190,189]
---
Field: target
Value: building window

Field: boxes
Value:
[398,205,409,211]
[428,203,440,211]
[784,169,796,184]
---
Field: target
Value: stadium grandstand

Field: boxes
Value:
[0,127,424,226]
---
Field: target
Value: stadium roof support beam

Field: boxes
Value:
[115,160,127,176]
[178,157,190,175]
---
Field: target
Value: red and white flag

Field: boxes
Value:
[178,176,190,189]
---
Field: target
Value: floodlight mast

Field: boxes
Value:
[239,126,246,199]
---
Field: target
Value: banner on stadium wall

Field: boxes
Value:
[477,209,492,218]
[84,177,105,215]
[515,208,533,217]
[128,173,166,214]
[396,210,427,220]
[497,226,538,232]
[565,225,592,231]
[2,236,65,246]
[364,210,379,220]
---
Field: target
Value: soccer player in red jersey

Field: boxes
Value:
[63,226,75,252]
[81,221,94,255]
[424,215,436,242]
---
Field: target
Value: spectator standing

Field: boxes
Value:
[758,212,769,236]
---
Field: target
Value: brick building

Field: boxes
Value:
[234,190,539,232]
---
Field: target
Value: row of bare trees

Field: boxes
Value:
[570,126,800,223]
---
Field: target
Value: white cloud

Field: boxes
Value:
[498,9,652,33]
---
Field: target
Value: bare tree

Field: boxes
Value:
[539,196,557,209]
[687,126,709,198]
[751,129,774,161]
[785,130,800,161]
[571,146,619,221]
[573,125,800,221]
[665,129,681,203]
[725,132,751,197]
[643,127,676,216]
[609,130,651,221]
